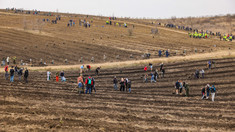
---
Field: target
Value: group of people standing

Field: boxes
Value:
[201,84,216,102]
[77,74,96,94]
[4,65,29,83]
[47,70,66,82]
[143,63,165,83]
[113,77,131,93]
[175,80,189,97]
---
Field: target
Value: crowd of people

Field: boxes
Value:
[221,34,233,41]
[113,77,131,93]
[174,80,189,97]
[201,84,216,102]
[188,31,210,39]
[4,65,29,83]
[160,22,234,42]
[2,57,219,101]
[143,62,165,83]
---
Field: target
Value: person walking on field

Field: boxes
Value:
[175,80,180,95]
[60,71,66,82]
[151,72,156,83]
[127,79,131,93]
[120,78,125,91]
[113,76,118,90]
[183,82,189,97]
[91,77,96,93]
[77,75,84,94]
[200,69,205,78]
[24,68,29,83]
[86,65,91,71]
[47,71,51,81]
[4,65,9,80]
[206,84,210,99]
[125,78,128,91]
[10,66,15,82]
[210,85,216,102]
[6,56,10,65]
[144,66,147,71]
[96,67,101,75]
[201,87,206,99]
[80,65,84,73]
[85,76,93,94]
[149,63,153,71]
[18,68,23,81]
[56,72,59,82]
[144,74,148,83]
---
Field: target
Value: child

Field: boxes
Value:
[56,72,59,82]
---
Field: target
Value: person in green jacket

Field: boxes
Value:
[183,82,189,97]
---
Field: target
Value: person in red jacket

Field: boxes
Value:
[144,66,147,71]
[4,65,9,80]
[85,76,93,94]
[86,65,91,71]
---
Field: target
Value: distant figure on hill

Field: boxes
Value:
[149,63,153,71]
[144,66,147,71]
[160,63,164,71]
[4,65,9,80]
[47,71,51,81]
[95,67,101,75]
[86,65,91,71]
[56,72,59,82]
[113,76,118,90]
[1,57,6,66]
[124,78,128,91]
[158,50,162,57]
[207,60,211,69]
[183,82,189,97]
[195,70,200,79]
[80,65,84,73]
[143,74,148,83]
[206,84,210,99]
[18,68,23,81]
[166,50,169,57]
[151,72,156,83]
[60,71,66,82]
[91,77,96,93]
[77,75,84,94]
[210,85,216,102]
[85,76,93,94]
[120,78,125,91]
[175,80,180,95]
[127,79,131,93]
[10,66,15,82]
[200,69,205,78]
[24,68,29,83]
[6,56,10,65]
[201,86,206,99]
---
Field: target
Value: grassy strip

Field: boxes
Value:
[0,50,234,73]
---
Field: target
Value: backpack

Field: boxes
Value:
[211,87,216,93]
[88,78,92,85]
[4,66,8,72]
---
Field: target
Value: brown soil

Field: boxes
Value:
[0,58,235,131]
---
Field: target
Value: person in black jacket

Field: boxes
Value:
[127,80,131,93]
[113,76,118,90]
[24,68,29,83]
[175,80,180,95]
[18,68,23,81]
[120,78,125,91]
[10,66,14,82]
